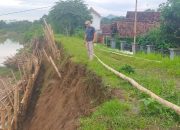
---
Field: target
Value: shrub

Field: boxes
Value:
[119,64,135,74]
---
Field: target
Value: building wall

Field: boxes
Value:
[91,13,101,31]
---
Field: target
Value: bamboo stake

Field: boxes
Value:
[18,64,23,80]
[14,85,18,130]
[1,108,5,130]
[7,107,12,130]
[49,56,61,78]
[43,49,50,62]
[11,70,17,83]
[22,64,27,81]
[94,54,180,115]
[21,75,34,113]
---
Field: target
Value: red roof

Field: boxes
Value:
[101,11,161,37]
[126,11,160,22]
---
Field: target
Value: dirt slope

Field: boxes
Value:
[22,58,107,130]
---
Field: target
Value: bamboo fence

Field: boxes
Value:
[0,20,60,130]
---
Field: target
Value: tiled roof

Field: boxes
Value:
[126,11,161,22]
[101,11,161,37]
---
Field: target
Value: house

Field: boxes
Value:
[101,11,161,38]
[90,7,102,31]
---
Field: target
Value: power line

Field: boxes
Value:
[0,6,52,17]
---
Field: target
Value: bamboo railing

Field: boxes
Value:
[0,20,60,130]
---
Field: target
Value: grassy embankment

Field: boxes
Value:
[56,35,180,130]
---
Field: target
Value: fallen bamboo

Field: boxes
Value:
[94,54,180,115]
[49,56,61,78]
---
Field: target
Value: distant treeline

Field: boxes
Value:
[0,20,43,44]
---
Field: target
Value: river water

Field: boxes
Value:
[0,39,23,66]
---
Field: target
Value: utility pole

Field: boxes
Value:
[132,0,138,54]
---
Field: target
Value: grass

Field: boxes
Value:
[0,66,21,81]
[0,66,11,76]
[80,100,148,130]
[55,35,180,130]
[97,44,180,77]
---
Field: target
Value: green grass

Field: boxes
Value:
[0,66,11,76]
[0,66,21,81]
[55,35,180,130]
[80,100,148,130]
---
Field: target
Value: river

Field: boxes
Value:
[0,39,23,66]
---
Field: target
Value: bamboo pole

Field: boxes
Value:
[94,54,180,115]
[7,107,12,130]
[18,64,23,80]
[43,49,50,62]
[49,56,61,78]
[1,108,5,130]
[11,70,17,83]
[13,85,18,130]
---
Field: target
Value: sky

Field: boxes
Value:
[0,0,167,21]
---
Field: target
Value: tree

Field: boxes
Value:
[0,20,6,29]
[101,16,125,24]
[159,0,180,47]
[48,0,91,35]
[144,9,155,12]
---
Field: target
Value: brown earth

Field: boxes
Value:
[21,58,108,130]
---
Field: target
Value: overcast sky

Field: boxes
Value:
[0,0,167,21]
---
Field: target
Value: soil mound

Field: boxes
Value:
[22,58,107,130]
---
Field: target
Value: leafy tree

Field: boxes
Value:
[159,0,180,47]
[48,0,91,35]
[0,20,6,29]
[101,16,125,24]
[138,28,170,49]
[144,9,155,12]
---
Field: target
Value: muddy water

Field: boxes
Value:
[0,39,23,66]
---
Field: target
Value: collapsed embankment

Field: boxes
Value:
[21,46,108,130]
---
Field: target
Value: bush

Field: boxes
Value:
[119,64,135,74]
[74,28,84,39]
[138,28,169,49]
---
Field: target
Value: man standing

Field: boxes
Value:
[84,20,95,60]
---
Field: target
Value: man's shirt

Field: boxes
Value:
[85,26,95,42]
